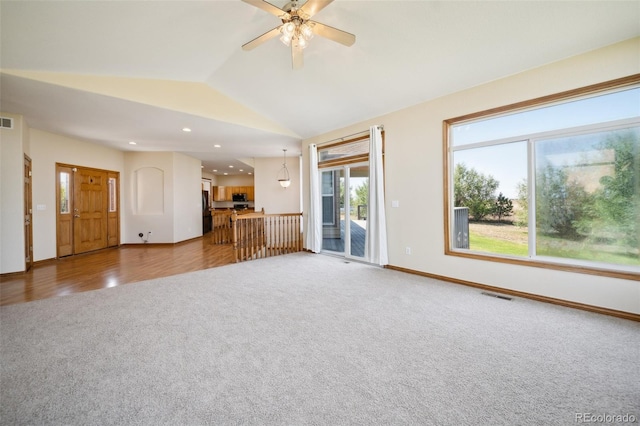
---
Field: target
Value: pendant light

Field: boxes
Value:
[277,149,291,188]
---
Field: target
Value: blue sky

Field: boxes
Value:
[452,87,640,146]
[454,141,527,198]
[451,87,640,199]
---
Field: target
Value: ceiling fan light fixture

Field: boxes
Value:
[300,23,313,40]
[242,0,356,69]
[280,34,292,46]
[282,22,295,35]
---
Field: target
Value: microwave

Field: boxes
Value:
[232,193,247,202]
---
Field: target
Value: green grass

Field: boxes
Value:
[469,233,528,257]
[468,231,639,266]
[537,238,640,267]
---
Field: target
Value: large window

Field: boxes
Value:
[445,76,640,279]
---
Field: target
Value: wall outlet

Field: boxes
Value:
[405,247,411,255]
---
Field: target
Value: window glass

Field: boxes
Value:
[60,172,70,214]
[535,126,639,266]
[319,139,369,162]
[108,177,117,212]
[452,87,640,146]
[453,141,528,257]
[448,81,640,273]
[322,171,335,225]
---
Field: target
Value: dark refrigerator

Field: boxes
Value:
[202,190,212,234]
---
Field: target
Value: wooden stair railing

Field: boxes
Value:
[231,209,303,262]
[212,210,233,244]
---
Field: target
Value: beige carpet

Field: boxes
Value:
[2,252,639,425]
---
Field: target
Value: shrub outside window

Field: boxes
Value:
[445,76,640,279]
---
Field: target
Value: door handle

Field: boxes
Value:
[74,214,80,218]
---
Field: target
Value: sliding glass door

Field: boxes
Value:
[321,163,369,260]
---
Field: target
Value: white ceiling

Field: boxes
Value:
[1,0,638,175]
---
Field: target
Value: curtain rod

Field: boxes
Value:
[316,125,384,146]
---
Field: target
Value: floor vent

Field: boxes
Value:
[481,291,512,301]
[0,117,14,129]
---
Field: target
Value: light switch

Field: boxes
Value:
[392,200,399,208]
[36,204,46,211]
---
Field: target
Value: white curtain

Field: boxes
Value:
[305,144,322,253]
[366,125,388,265]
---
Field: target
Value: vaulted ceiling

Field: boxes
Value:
[1,1,638,175]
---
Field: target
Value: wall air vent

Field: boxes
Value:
[0,117,14,129]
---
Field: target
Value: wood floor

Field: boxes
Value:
[0,235,235,306]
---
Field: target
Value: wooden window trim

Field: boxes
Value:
[320,134,370,150]
[442,74,640,281]
[319,154,370,169]
[317,132,385,169]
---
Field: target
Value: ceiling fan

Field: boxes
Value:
[241,0,356,69]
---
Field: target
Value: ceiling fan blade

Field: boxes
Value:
[241,0,287,18]
[309,21,355,47]
[242,26,281,51]
[291,42,304,70]
[299,0,333,19]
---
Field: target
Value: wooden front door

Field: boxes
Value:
[73,168,108,254]
[56,164,119,257]
[24,155,33,271]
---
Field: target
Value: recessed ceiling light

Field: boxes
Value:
[182,127,191,132]
[129,141,137,145]
[201,166,204,168]
[212,169,217,172]
[223,172,228,176]
[248,172,253,175]
[214,144,221,148]
[239,169,244,172]
[229,165,234,168]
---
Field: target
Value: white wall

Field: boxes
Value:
[254,155,301,214]
[201,171,218,185]
[214,175,254,186]
[29,130,125,261]
[301,37,640,314]
[0,113,27,273]
[124,152,174,244]
[172,152,202,242]
[124,151,202,244]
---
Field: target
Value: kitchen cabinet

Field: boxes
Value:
[212,186,255,201]
[213,186,255,201]
[213,186,227,201]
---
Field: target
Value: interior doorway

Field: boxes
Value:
[56,164,120,257]
[24,155,33,271]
